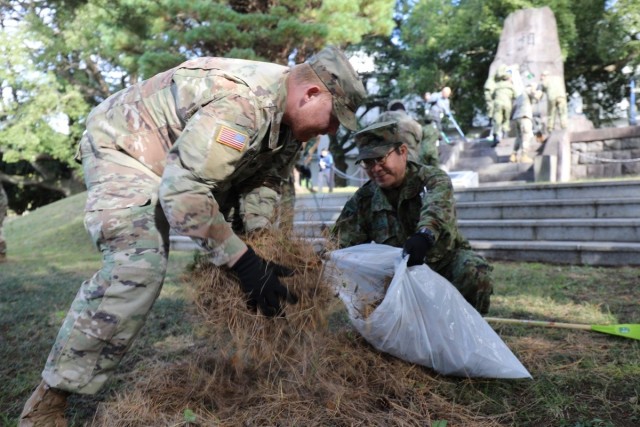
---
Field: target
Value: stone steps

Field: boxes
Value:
[170,179,640,266]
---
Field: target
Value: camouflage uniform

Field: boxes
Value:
[0,183,7,260]
[483,72,496,119]
[331,131,493,313]
[492,71,516,141]
[378,110,439,168]
[511,88,536,161]
[537,73,568,131]
[41,48,365,395]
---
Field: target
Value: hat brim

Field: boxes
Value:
[333,98,358,131]
[356,143,397,162]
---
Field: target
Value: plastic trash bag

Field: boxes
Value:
[325,243,531,379]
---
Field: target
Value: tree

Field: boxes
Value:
[0,0,395,209]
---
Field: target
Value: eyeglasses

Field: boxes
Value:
[358,147,397,169]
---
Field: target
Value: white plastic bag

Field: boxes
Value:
[325,243,531,379]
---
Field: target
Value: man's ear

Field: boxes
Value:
[304,85,323,101]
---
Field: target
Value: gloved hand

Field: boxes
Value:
[231,246,298,317]
[402,229,435,267]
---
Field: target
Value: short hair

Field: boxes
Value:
[290,63,329,92]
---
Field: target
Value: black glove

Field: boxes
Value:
[231,246,298,317]
[402,229,435,267]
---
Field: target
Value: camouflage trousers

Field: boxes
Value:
[492,101,513,136]
[514,117,534,155]
[42,142,170,394]
[432,249,493,314]
[548,96,568,131]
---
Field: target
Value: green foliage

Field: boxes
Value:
[0,192,194,420]
[392,0,640,127]
[0,0,394,210]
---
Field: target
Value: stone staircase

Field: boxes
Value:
[291,179,640,266]
[446,136,542,185]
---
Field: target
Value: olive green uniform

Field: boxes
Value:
[538,74,568,131]
[492,77,516,140]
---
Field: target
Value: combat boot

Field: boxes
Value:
[19,380,69,427]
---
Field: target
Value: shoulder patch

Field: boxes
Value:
[215,125,248,151]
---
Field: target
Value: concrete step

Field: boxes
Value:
[457,197,640,220]
[454,179,640,203]
[170,180,640,267]
[458,218,640,242]
[297,194,640,222]
[452,156,497,170]
[471,240,640,267]
[294,218,640,242]
[474,162,533,183]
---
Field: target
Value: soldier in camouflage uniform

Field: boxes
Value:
[536,70,568,131]
[378,99,439,168]
[511,84,537,163]
[20,46,366,426]
[0,182,7,262]
[330,120,493,315]
[491,65,516,146]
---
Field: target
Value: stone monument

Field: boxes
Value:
[488,6,564,91]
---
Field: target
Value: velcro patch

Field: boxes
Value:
[215,125,248,151]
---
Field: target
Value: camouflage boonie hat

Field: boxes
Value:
[355,120,400,162]
[307,46,366,131]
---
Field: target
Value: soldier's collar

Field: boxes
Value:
[370,163,423,211]
[267,70,291,149]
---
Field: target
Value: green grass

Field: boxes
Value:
[1,193,639,426]
[0,193,194,424]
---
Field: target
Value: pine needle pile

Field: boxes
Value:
[92,229,501,426]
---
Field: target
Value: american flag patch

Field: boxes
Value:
[215,125,248,151]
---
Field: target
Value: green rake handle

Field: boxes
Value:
[484,317,640,341]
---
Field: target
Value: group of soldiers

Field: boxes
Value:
[484,64,568,163]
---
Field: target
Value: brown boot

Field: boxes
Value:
[19,380,69,427]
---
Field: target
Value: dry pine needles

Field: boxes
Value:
[92,229,503,426]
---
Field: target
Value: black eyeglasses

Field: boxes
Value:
[358,147,397,169]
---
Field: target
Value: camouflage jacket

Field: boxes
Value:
[538,75,566,101]
[83,57,300,265]
[331,162,470,267]
[492,80,515,106]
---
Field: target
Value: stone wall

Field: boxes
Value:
[535,125,640,182]
[570,126,640,180]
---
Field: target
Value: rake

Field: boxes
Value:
[484,317,640,341]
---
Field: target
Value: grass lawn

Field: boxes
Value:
[1,192,638,426]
